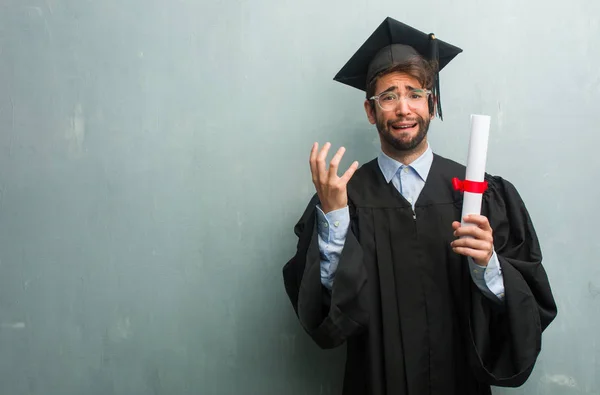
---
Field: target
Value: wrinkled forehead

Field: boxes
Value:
[374,72,424,94]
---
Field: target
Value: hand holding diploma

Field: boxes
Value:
[450,115,494,266]
[451,214,494,266]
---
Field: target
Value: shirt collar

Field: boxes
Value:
[377,143,434,183]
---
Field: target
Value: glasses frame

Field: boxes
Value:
[369,89,432,111]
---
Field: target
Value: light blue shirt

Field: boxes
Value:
[316,144,505,303]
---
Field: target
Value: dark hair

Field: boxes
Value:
[366,56,438,116]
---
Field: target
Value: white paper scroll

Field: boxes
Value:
[461,114,491,227]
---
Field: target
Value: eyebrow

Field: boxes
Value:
[378,84,423,95]
[380,85,398,94]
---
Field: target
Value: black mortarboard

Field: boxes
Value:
[333,17,463,120]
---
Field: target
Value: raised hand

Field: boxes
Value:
[309,142,359,214]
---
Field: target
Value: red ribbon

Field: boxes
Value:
[452,177,488,194]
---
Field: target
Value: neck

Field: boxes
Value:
[381,139,429,165]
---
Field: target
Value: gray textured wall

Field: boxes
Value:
[0,1,598,394]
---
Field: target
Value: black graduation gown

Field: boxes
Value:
[282,154,557,395]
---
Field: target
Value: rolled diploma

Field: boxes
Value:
[461,114,491,228]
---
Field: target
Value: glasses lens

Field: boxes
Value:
[408,91,428,106]
[378,92,398,111]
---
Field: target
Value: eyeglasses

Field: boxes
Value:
[369,89,431,111]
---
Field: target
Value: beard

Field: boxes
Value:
[376,113,430,152]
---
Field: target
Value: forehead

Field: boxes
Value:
[375,71,423,92]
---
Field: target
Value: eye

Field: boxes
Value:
[410,90,426,99]
[380,93,397,102]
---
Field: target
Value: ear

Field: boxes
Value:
[364,99,376,125]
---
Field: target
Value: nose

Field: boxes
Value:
[395,96,412,117]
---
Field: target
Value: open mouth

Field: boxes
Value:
[391,122,418,131]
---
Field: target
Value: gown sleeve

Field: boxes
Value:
[282,194,369,349]
[467,175,558,387]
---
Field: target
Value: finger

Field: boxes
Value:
[451,237,492,251]
[316,142,331,179]
[454,224,488,238]
[309,143,319,181]
[340,161,359,184]
[454,225,492,242]
[451,221,461,231]
[463,214,492,231]
[328,146,346,178]
[451,246,490,262]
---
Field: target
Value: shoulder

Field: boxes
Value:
[433,153,522,198]
[348,158,380,187]
[345,157,399,209]
[432,153,528,210]
[433,153,466,171]
[431,153,466,179]
[481,171,533,226]
[484,173,523,200]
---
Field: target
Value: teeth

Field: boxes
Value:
[392,123,416,130]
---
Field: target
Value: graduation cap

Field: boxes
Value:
[333,17,463,120]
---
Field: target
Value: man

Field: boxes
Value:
[282,17,557,395]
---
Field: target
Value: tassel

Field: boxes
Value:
[429,33,442,121]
